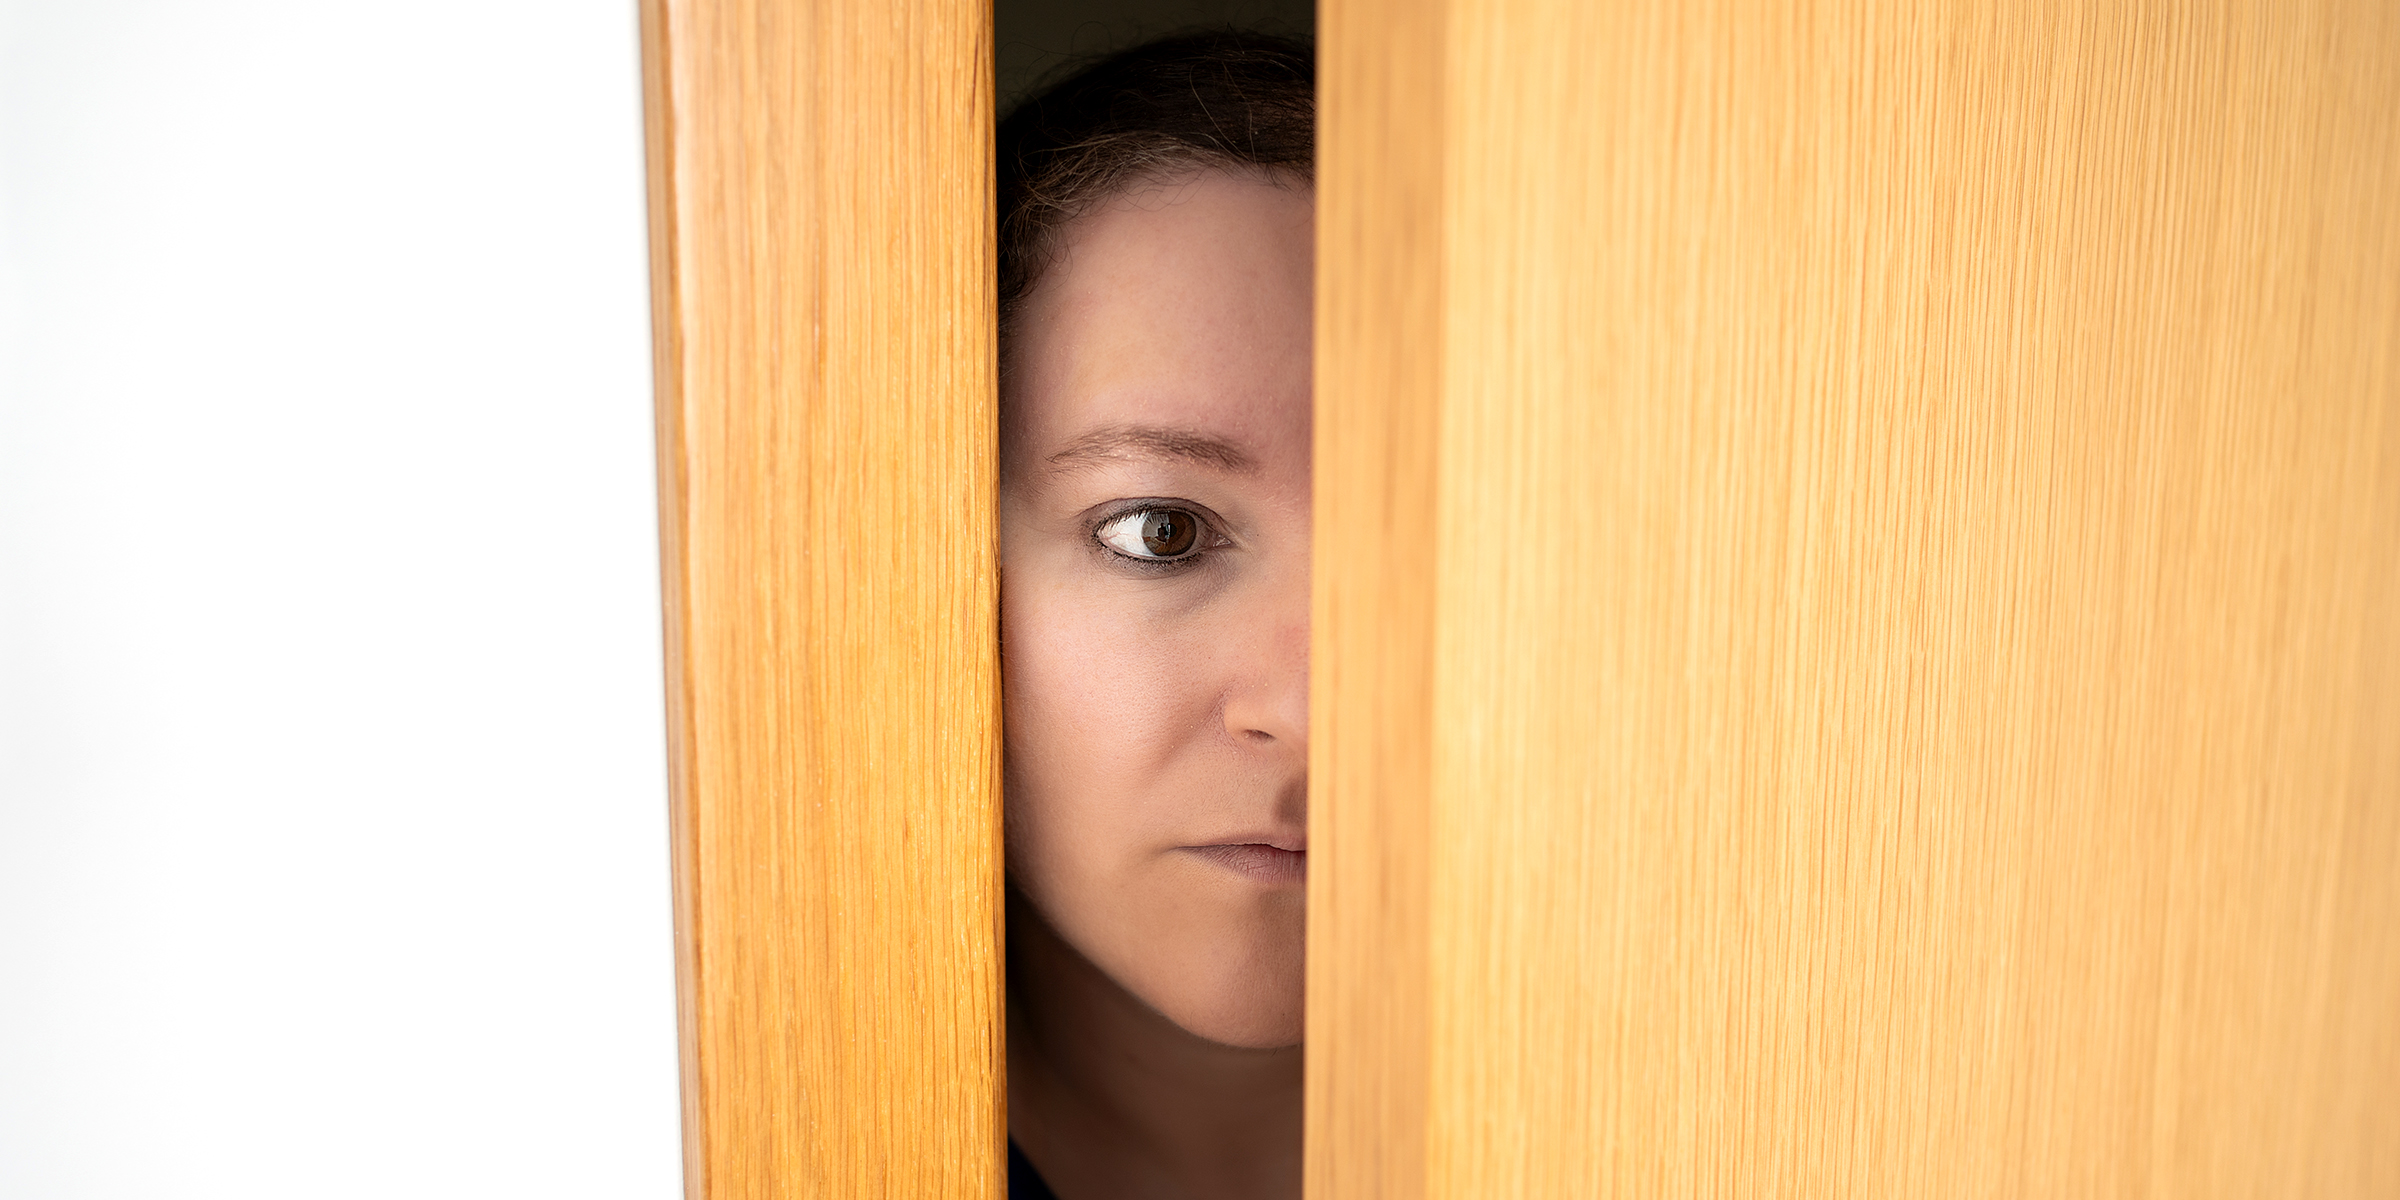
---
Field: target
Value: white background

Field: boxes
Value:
[0,2,681,1196]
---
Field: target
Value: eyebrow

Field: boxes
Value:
[1044,424,1260,475]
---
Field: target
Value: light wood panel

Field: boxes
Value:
[1306,0,1444,1196]
[642,1,1002,1195]
[1311,0,2400,1195]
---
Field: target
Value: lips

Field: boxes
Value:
[1187,842,1307,882]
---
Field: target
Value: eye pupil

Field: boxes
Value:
[1142,510,1196,556]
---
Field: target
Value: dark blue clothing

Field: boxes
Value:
[1008,1140,1057,1200]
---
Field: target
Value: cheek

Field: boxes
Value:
[999,569,1222,874]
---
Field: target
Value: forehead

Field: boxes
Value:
[1004,171,1314,464]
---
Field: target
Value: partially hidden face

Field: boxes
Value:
[1000,170,1313,1050]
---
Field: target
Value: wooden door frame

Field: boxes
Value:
[642,1,1003,1195]
[640,1,2400,1195]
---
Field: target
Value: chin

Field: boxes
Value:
[1140,944,1306,1050]
[1161,991,1304,1050]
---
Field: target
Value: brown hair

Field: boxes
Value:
[996,31,1314,349]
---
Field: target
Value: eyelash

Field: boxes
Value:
[1088,500,1229,572]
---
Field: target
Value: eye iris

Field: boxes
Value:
[1141,510,1196,556]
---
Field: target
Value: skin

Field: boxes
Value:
[1000,169,1313,1200]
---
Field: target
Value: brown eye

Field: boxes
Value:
[1098,507,1204,560]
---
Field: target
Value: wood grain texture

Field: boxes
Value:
[642,1,1002,1195]
[1311,0,2400,1195]
[1306,0,1444,1197]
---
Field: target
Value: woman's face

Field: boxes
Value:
[1000,170,1313,1050]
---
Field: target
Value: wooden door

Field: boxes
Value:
[642,0,2398,1194]
[642,1,1002,1196]
[1311,0,2400,1196]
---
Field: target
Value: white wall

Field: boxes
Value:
[0,3,681,1196]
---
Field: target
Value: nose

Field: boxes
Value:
[1219,569,1310,751]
